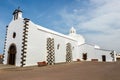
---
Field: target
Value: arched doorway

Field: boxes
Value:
[8,44,17,65]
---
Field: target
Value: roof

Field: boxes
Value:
[79,43,96,47]
[79,43,113,51]
[30,21,77,42]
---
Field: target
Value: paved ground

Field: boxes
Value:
[0,62,120,80]
[0,64,17,69]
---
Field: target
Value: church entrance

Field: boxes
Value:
[8,44,17,65]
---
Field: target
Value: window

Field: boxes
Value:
[13,32,16,38]
[57,44,60,49]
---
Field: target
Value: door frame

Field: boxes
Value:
[7,43,17,65]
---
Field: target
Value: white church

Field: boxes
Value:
[3,8,116,67]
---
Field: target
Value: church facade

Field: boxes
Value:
[3,8,116,67]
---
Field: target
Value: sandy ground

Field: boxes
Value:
[0,62,120,80]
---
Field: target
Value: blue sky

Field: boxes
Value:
[0,0,120,54]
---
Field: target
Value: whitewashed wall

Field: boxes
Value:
[79,44,97,61]
[95,49,116,62]
[3,18,24,66]
[79,44,115,62]
[24,21,78,66]
[3,18,79,67]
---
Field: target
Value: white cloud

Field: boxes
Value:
[58,0,120,53]
[80,13,120,33]
[59,8,87,27]
[90,0,120,17]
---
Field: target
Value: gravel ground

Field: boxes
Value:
[0,62,120,80]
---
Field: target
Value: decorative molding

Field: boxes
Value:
[20,18,30,67]
[66,43,72,62]
[47,38,55,65]
[3,25,8,63]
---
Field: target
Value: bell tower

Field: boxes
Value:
[69,27,76,34]
[12,7,22,20]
